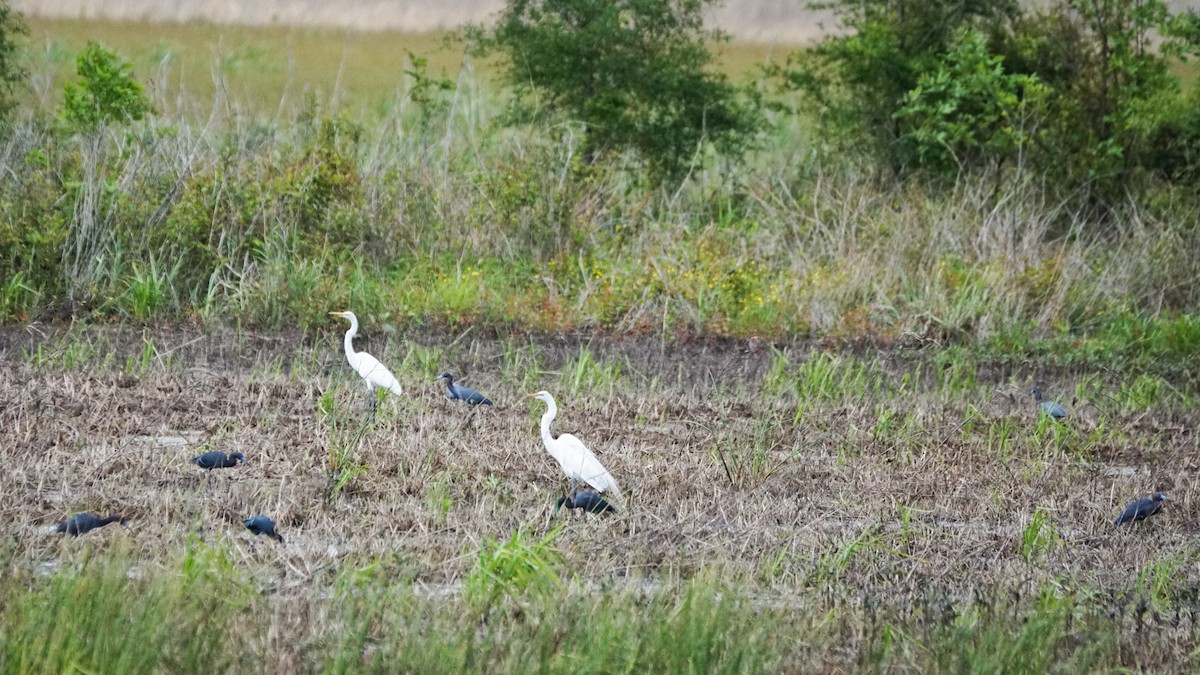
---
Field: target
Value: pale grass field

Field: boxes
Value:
[15,0,836,44]
[19,16,794,118]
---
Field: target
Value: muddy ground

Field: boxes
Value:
[1,323,1197,613]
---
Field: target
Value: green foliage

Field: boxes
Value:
[0,545,255,673]
[465,528,564,611]
[781,0,1020,169]
[561,346,622,398]
[922,586,1118,672]
[0,270,37,319]
[474,0,763,180]
[60,42,154,130]
[894,29,1051,175]
[403,52,454,137]
[711,416,791,490]
[1019,509,1059,563]
[790,0,1200,197]
[319,387,372,498]
[0,0,26,124]
[995,0,1196,193]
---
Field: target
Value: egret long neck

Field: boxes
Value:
[342,317,358,360]
[539,399,558,450]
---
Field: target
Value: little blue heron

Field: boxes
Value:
[1114,492,1169,525]
[1030,387,1067,419]
[554,489,616,515]
[191,451,247,470]
[435,372,493,405]
[244,515,284,543]
[528,391,620,496]
[55,513,129,536]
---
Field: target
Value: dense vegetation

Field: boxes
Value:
[0,0,1197,370]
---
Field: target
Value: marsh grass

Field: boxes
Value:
[4,18,1200,364]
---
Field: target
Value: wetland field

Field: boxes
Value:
[4,4,1200,671]
[1,323,1198,671]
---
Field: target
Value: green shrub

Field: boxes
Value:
[472,0,764,182]
[0,0,26,125]
[894,29,1051,176]
[60,42,154,131]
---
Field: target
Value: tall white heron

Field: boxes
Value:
[329,311,404,401]
[528,390,620,496]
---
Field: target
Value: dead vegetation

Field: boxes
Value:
[1,323,1199,669]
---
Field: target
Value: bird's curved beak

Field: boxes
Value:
[526,392,538,398]
[329,311,345,317]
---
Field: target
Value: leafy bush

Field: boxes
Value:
[60,42,154,131]
[894,29,1051,176]
[0,0,26,125]
[779,0,1020,171]
[473,0,763,181]
[788,0,1200,200]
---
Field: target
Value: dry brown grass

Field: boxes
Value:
[14,0,834,45]
[2,322,1197,606]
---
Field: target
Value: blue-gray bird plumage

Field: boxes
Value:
[554,490,616,515]
[244,515,284,543]
[192,451,248,470]
[435,372,493,406]
[1114,492,1168,525]
[1030,387,1067,419]
[55,513,128,536]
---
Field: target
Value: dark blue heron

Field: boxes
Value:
[554,489,616,515]
[244,515,284,543]
[435,372,493,406]
[1114,492,1169,525]
[191,451,248,470]
[1030,387,1067,419]
[55,513,129,536]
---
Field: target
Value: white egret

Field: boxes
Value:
[329,311,404,400]
[528,390,620,496]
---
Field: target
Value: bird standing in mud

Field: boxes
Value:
[329,311,404,406]
[55,513,129,536]
[435,372,493,406]
[191,450,248,470]
[1114,492,1169,525]
[528,390,620,497]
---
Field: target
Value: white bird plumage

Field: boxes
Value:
[330,311,404,398]
[529,390,620,496]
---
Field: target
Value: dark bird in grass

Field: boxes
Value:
[1114,492,1169,525]
[244,515,284,543]
[1030,386,1067,420]
[435,372,493,406]
[554,489,616,516]
[55,513,129,536]
[191,451,248,470]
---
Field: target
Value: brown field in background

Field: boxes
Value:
[2,324,1196,621]
[13,0,834,45]
[18,14,790,117]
